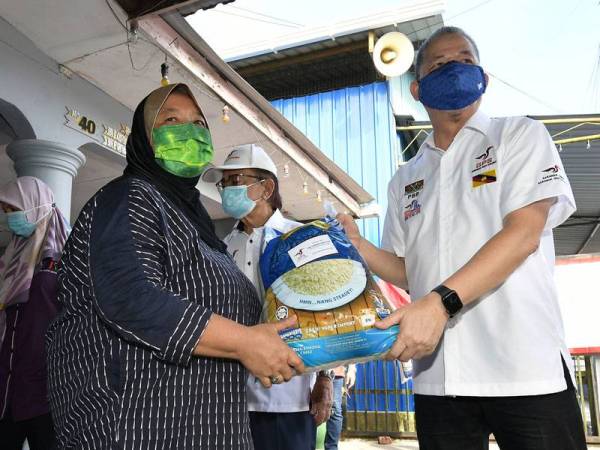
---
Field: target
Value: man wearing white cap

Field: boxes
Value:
[202,144,334,450]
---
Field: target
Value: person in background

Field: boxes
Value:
[203,144,333,450]
[338,26,586,449]
[0,176,70,450]
[46,84,303,450]
[324,364,356,450]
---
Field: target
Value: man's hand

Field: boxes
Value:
[375,292,448,361]
[310,376,333,425]
[336,213,363,251]
[336,213,408,289]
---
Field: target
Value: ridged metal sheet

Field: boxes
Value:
[540,116,600,255]
[272,82,398,246]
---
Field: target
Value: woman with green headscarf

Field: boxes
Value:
[47,84,304,449]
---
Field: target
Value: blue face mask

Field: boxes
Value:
[5,203,53,238]
[220,184,262,220]
[418,61,487,111]
[7,211,38,237]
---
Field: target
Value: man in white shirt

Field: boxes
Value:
[203,144,333,450]
[338,27,586,449]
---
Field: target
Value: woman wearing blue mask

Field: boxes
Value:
[0,176,70,450]
[46,83,304,450]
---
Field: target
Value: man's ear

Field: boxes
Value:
[484,72,489,87]
[263,178,275,200]
[410,79,420,102]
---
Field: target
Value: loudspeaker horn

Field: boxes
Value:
[372,32,414,77]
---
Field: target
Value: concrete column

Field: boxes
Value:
[7,139,86,219]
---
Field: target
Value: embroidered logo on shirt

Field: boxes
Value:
[404,200,421,220]
[542,165,559,174]
[538,165,565,185]
[472,169,497,188]
[404,180,424,200]
[472,145,496,172]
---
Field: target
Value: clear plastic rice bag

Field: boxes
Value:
[259,219,399,371]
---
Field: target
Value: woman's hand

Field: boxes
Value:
[236,316,305,388]
[336,213,363,251]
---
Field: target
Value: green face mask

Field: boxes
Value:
[152,122,214,178]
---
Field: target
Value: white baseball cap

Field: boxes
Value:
[202,144,278,183]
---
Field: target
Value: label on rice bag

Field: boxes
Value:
[260,220,399,371]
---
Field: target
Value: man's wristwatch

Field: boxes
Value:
[317,370,335,381]
[432,284,463,318]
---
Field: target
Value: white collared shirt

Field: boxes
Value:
[382,110,576,397]
[224,209,316,412]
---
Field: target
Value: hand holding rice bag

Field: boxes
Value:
[259,219,399,371]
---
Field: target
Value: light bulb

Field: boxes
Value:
[316,190,322,202]
[283,164,290,177]
[558,144,563,152]
[222,105,230,123]
[303,181,308,194]
[587,140,591,150]
[160,62,169,87]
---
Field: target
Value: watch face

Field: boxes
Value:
[442,291,463,316]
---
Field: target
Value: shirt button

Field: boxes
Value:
[249,239,254,244]
[247,261,251,266]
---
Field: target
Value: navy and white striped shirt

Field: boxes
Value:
[47,177,261,449]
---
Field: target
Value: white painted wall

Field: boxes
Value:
[0,16,133,150]
[555,258,600,351]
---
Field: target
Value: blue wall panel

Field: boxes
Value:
[272,81,398,247]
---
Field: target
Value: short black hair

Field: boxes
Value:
[256,169,282,211]
[414,26,480,80]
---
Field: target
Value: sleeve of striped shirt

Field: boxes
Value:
[89,180,211,367]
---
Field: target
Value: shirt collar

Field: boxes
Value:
[233,209,286,235]
[263,209,286,232]
[422,109,491,153]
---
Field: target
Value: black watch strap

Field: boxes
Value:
[432,284,463,318]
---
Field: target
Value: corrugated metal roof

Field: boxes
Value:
[535,115,600,255]
[229,16,443,68]
[226,16,443,101]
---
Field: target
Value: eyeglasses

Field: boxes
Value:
[216,173,264,190]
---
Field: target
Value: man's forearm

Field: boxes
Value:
[443,198,553,306]
[359,238,408,290]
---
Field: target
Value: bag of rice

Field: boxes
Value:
[259,219,399,371]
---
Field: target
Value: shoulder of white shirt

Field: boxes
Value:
[390,110,542,183]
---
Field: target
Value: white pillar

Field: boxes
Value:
[7,139,86,219]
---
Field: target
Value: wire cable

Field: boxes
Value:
[487,71,563,113]
[229,5,304,28]
[209,9,302,29]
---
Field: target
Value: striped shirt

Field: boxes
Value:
[47,177,261,449]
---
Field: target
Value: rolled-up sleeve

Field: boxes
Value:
[89,181,211,367]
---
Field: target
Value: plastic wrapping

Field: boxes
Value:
[259,219,399,371]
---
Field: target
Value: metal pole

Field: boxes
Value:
[576,356,588,433]
[585,356,600,436]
